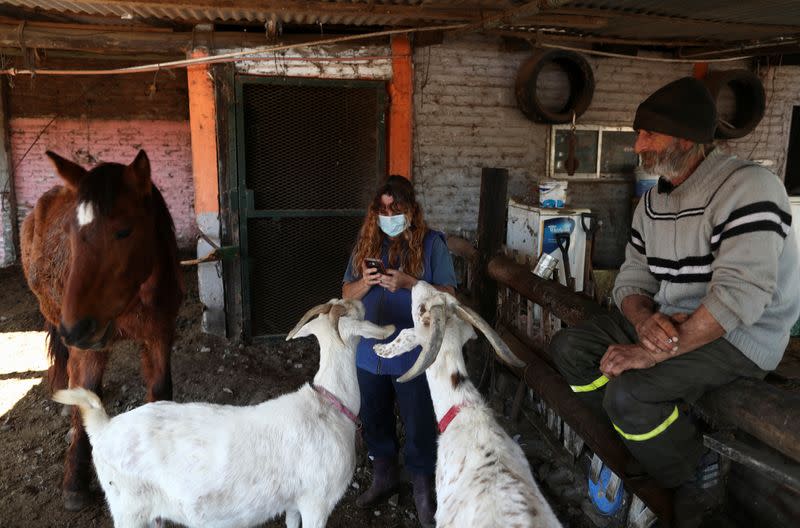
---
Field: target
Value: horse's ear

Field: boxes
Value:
[46,151,86,190]
[125,150,152,196]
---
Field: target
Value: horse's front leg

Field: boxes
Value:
[141,333,173,402]
[63,348,108,511]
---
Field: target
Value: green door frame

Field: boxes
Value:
[233,74,386,340]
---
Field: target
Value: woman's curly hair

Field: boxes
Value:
[352,175,427,278]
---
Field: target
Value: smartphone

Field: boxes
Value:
[364,258,386,275]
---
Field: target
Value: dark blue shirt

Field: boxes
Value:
[343,230,457,375]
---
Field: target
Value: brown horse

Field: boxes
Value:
[20,150,184,511]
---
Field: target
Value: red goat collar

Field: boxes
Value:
[312,384,362,429]
[438,404,466,434]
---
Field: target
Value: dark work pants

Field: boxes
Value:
[357,367,437,476]
[550,310,767,488]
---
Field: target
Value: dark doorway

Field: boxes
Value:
[235,76,386,338]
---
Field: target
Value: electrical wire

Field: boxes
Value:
[538,42,756,63]
[0,24,469,77]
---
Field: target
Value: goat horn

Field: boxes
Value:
[397,304,445,383]
[328,304,348,348]
[286,302,333,340]
[453,304,525,368]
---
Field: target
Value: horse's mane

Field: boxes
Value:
[77,163,126,216]
[77,163,179,271]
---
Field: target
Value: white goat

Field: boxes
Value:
[374,281,562,528]
[53,299,394,528]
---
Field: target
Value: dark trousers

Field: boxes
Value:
[357,367,437,476]
[550,310,766,488]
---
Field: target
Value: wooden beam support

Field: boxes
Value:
[475,168,508,326]
[388,35,412,179]
[0,77,18,266]
[542,6,800,36]
[0,22,387,55]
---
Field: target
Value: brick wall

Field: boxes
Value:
[413,34,795,235]
[1,63,195,265]
[10,118,197,249]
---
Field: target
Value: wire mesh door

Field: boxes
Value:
[236,76,386,338]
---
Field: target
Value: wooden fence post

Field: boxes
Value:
[475,167,508,326]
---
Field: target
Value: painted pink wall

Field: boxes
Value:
[10,118,198,249]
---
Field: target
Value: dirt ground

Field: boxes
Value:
[0,264,598,528]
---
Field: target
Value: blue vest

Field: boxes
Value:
[356,231,443,375]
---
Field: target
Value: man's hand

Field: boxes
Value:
[379,269,417,293]
[634,312,680,355]
[600,343,657,378]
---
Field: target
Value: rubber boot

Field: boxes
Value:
[356,457,400,508]
[412,473,436,528]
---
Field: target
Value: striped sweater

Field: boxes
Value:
[613,148,800,370]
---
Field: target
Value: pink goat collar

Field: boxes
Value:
[312,384,362,429]
[438,404,466,433]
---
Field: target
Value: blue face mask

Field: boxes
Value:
[378,214,408,237]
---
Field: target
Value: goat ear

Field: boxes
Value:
[353,321,395,341]
[374,328,420,358]
[288,317,322,340]
[46,151,86,191]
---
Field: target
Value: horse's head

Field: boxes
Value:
[48,150,159,349]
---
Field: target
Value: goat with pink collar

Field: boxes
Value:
[53,299,394,528]
[375,281,562,528]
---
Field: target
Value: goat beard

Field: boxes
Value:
[639,140,697,182]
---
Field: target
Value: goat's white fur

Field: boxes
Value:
[375,282,562,528]
[54,299,394,528]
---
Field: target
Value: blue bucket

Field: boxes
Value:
[588,465,625,516]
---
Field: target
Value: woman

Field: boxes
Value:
[342,175,456,527]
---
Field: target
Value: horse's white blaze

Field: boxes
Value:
[76,202,95,227]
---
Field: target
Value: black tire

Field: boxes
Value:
[515,49,595,124]
[704,69,766,139]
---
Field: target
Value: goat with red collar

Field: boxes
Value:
[375,281,562,528]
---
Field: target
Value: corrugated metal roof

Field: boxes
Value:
[533,1,800,44]
[563,1,800,27]
[1,1,799,48]
[0,0,515,26]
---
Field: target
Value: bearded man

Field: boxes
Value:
[549,77,800,527]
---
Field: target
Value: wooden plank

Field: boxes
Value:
[7,57,189,121]
[0,22,383,55]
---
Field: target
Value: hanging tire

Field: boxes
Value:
[704,69,766,139]
[515,49,595,124]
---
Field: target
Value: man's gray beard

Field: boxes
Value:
[639,143,697,182]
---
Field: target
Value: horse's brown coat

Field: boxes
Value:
[20,150,184,510]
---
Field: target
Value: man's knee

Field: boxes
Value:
[602,377,639,423]
[549,328,576,374]
[550,328,590,376]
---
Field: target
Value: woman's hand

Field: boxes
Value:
[379,269,417,293]
[361,262,382,287]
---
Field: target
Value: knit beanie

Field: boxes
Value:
[633,77,717,143]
